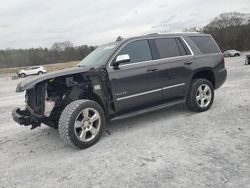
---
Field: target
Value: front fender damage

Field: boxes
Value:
[12,66,114,129]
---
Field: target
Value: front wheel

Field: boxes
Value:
[58,100,105,149]
[186,79,214,112]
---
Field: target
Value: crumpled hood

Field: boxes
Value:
[16,66,91,92]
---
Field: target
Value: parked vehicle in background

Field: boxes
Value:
[223,49,241,57]
[245,54,250,65]
[17,66,47,78]
[12,33,227,149]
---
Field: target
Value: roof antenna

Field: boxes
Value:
[116,36,123,42]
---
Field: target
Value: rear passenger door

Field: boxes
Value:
[152,37,195,99]
[31,67,39,75]
[25,67,34,75]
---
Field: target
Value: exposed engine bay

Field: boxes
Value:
[12,67,114,129]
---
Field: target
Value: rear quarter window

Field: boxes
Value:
[189,36,221,54]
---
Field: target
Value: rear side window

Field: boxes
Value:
[176,38,191,56]
[154,38,185,59]
[155,38,191,59]
[189,36,221,54]
[117,40,152,64]
[176,38,191,55]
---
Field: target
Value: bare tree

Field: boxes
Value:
[204,12,247,30]
[51,41,74,52]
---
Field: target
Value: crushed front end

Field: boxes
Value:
[12,82,54,129]
[12,66,114,130]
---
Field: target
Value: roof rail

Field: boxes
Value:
[146,33,159,36]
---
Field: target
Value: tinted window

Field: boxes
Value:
[176,38,191,55]
[79,43,117,66]
[117,40,152,63]
[154,38,181,59]
[189,36,221,54]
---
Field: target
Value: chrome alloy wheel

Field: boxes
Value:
[74,108,101,142]
[196,84,212,108]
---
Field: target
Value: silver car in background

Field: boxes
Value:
[223,49,241,57]
[17,65,47,78]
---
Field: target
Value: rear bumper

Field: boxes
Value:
[12,108,32,126]
[215,68,227,89]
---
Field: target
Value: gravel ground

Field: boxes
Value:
[0,55,250,188]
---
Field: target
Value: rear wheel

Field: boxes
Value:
[38,71,43,75]
[20,73,26,78]
[186,79,214,112]
[58,100,105,149]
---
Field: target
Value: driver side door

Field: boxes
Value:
[107,39,162,113]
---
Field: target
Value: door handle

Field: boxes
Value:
[147,68,158,72]
[184,61,193,65]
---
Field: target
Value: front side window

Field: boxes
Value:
[154,38,181,59]
[117,40,152,64]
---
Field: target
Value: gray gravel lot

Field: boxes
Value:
[0,54,250,188]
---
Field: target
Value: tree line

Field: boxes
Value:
[0,41,95,68]
[185,12,250,52]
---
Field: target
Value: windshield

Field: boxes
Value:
[78,44,117,67]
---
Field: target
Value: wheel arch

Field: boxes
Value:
[86,93,107,115]
[191,69,215,88]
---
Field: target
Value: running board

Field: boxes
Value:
[110,99,185,121]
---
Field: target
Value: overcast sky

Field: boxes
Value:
[0,0,250,49]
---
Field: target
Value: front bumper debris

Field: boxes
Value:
[12,108,32,126]
[12,107,42,129]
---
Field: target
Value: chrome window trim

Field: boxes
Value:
[180,36,194,56]
[116,83,185,101]
[162,83,185,90]
[108,36,194,69]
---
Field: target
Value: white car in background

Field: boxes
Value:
[223,49,241,57]
[17,66,47,78]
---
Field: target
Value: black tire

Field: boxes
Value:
[20,73,26,78]
[38,71,43,75]
[58,100,105,149]
[186,79,214,112]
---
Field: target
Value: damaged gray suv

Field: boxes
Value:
[12,33,227,149]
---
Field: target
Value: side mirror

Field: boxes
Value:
[113,54,130,67]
